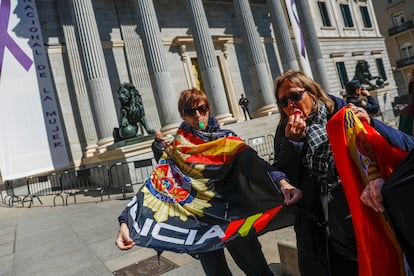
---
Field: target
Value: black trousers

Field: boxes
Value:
[295,210,358,276]
[199,235,273,276]
[241,107,252,120]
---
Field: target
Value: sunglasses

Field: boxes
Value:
[277,90,306,108]
[183,104,209,116]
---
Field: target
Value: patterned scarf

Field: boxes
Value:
[303,101,332,176]
[179,117,236,142]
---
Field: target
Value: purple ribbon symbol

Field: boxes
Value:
[291,0,306,58]
[0,0,33,74]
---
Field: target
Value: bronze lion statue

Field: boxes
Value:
[352,60,385,90]
[114,83,155,141]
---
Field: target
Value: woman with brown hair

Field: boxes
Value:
[116,88,296,276]
[272,70,414,276]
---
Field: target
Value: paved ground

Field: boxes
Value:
[0,194,296,276]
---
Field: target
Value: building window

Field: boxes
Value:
[375,58,387,81]
[401,43,413,59]
[336,62,349,88]
[318,1,332,27]
[360,6,372,28]
[393,13,405,27]
[340,4,354,28]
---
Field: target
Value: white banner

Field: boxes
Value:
[0,0,69,180]
[285,0,313,78]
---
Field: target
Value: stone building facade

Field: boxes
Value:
[373,0,414,96]
[32,0,396,167]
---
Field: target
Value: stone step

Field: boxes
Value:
[278,240,300,276]
[224,113,280,140]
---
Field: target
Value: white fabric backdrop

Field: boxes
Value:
[0,0,69,180]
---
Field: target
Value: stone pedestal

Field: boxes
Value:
[107,135,153,151]
[277,240,300,276]
[370,86,398,123]
[255,104,279,117]
[81,136,155,166]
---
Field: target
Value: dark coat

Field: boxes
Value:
[151,138,166,162]
[272,95,414,275]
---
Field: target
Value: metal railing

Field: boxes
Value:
[388,20,413,36]
[109,159,155,200]
[25,174,64,207]
[0,158,156,208]
[62,165,111,205]
[4,178,28,207]
[0,144,278,208]
[246,134,275,163]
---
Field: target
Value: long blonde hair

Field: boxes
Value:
[274,70,334,122]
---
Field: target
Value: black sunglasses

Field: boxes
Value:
[183,104,209,116]
[277,90,306,108]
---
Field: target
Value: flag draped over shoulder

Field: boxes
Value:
[126,127,294,254]
[327,107,408,276]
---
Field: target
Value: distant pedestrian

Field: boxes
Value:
[151,130,167,162]
[239,94,252,120]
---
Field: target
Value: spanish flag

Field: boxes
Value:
[327,107,408,276]
[126,126,294,254]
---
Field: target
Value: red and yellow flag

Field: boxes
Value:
[126,126,294,253]
[327,107,408,276]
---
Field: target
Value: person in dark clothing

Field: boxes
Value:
[116,88,298,276]
[272,70,414,276]
[345,79,380,116]
[399,69,414,136]
[239,94,253,120]
[151,130,167,162]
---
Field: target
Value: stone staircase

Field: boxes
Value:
[223,113,281,140]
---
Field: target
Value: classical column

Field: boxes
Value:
[294,0,330,92]
[116,4,151,90]
[115,1,159,131]
[184,0,233,122]
[70,0,118,149]
[268,0,299,72]
[59,1,98,158]
[135,0,180,133]
[233,0,277,116]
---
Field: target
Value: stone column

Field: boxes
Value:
[268,0,299,72]
[70,0,118,149]
[59,1,98,157]
[115,1,159,131]
[135,0,180,133]
[184,0,233,123]
[233,0,277,116]
[295,0,330,92]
